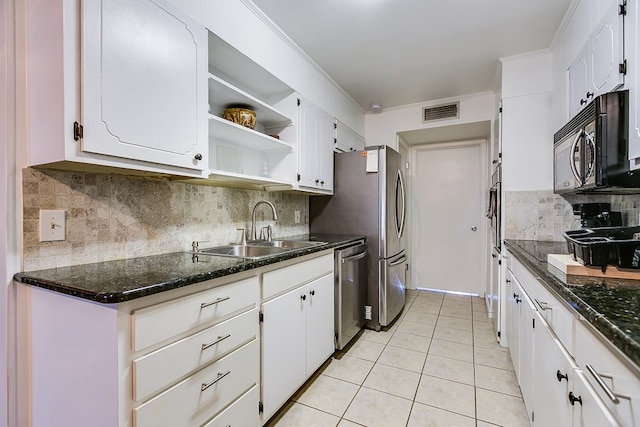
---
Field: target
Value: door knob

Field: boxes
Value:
[471,226,477,231]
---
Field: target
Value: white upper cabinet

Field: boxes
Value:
[27,0,209,178]
[81,0,208,172]
[628,0,640,164]
[206,34,297,190]
[567,1,625,118]
[335,120,365,153]
[297,97,334,194]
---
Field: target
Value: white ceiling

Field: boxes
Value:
[251,0,572,112]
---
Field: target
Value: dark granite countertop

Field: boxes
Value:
[504,239,640,371]
[14,234,365,304]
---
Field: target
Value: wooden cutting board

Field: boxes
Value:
[547,253,640,279]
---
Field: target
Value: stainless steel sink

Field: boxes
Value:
[254,240,326,249]
[196,244,289,259]
[192,240,326,260]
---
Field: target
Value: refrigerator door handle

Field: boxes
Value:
[389,254,407,267]
[396,169,406,239]
[385,249,406,262]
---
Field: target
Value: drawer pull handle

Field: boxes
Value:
[201,370,231,392]
[568,391,582,406]
[201,334,231,351]
[535,298,552,311]
[556,370,568,382]
[585,364,620,404]
[201,297,230,309]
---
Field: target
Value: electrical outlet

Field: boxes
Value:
[294,210,301,224]
[39,209,66,242]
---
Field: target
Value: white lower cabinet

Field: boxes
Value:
[203,385,260,427]
[261,254,335,423]
[22,273,262,427]
[533,310,575,427]
[21,251,337,426]
[133,340,259,427]
[505,252,635,427]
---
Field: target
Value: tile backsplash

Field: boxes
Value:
[505,190,640,241]
[22,168,309,271]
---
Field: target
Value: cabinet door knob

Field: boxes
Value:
[506,279,511,283]
[301,294,307,301]
[310,290,315,296]
[194,153,203,161]
[315,179,320,184]
[320,180,324,185]
[556,370,568,382]
[568,391,582,406]
[586,91,594,99]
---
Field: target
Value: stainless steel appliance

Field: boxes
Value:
[488,164,502,252]
[487,164,501,337]
[310,146,407,330]
[554,90,640,194]
[335,242,368,350]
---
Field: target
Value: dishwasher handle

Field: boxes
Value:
[341,251,367,263]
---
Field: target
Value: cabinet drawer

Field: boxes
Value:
[263,253,333,300]
[132,276,259,351]
[133,308,259,402]
[133,340,259,427]
[574,320,640,427]
[203,384,259,427]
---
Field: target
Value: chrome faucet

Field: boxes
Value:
[251,200,279,240]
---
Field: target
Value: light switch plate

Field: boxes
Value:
[294,210,301,224]
[39,209,66,242]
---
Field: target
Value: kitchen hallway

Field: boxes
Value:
[266,289,529,427]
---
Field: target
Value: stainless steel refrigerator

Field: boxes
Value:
[310,146,407,330]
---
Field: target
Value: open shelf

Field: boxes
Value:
[209,115,294,152]
[207,170,293,191]
[208,74,293,128]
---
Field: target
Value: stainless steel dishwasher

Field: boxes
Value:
[335,241,368,350]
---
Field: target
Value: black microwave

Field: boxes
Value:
[553,90,640,194]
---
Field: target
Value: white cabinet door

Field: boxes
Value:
[533,311,574,427]
[628,0,640,163]
[297,97,334,193]
[335,120,365,153]
[82,0,208,172]
[261,287,306,420]
[505,271,521,375]
[304,274,335,374]
[517,282,536,419]
[571,369,622,427]
[567,51,590,117]
[588,2,624,96]
[566,0,624,119]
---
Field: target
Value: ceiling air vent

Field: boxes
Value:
[423,102,459,123]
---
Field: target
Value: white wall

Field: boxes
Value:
[1,0,9,422]
[2,0,22,425]
[364,92,496,151]
[500,50,554,192]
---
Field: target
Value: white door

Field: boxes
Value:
[82,0,208,171]
[411,141,485,295]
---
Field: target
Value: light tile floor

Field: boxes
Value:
[266,289,530,427]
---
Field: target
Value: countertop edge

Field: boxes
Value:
[504,239,640,373]
[14,235,365,304]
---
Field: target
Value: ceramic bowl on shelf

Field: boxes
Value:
[223,107,256,129]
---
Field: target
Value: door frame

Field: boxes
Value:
[408,139,490,296]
